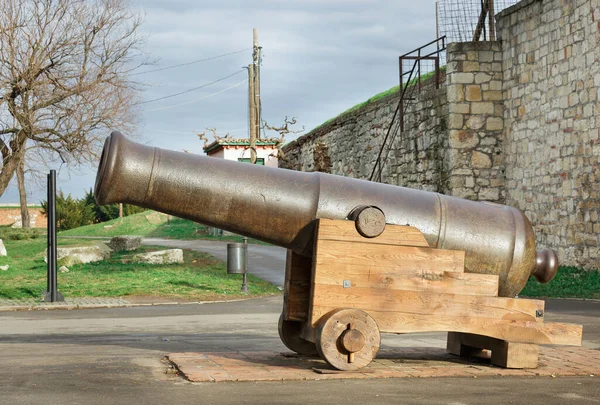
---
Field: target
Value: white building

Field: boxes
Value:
[203,138,279,167]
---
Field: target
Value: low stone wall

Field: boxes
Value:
[0,207,46,228]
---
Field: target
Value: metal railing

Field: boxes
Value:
[370,36,447,183]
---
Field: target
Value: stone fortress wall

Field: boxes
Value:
[281,0,600,269]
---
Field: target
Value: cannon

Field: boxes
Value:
[95,132,582,370]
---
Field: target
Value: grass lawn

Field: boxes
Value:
[520,266,600,300]
[59,210,262,244]
[313,67,447,131]
[0,238,280,301]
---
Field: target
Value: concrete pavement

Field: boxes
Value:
[142,238,287,286]
[1,295,599,404]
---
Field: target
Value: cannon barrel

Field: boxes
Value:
[95,132,558,297]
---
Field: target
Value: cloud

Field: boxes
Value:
[2,0,437,203]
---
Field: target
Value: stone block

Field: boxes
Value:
[449,103,470,114]
[463,61,480,72]
[449,113,464,129]
[471,102,495,115]
[489,80,502,91]
[479,51,494,62]
[466,85,483,101]
[483,91,503,101]
[479,188,500,201]
[450,73,474,84]
[466,116,486,130]
[132,249,184,265]
[0,239,6,256]
[447,85,464,102]
[486,117,504,131]
[449,130,479,149]
[450,187,477,200]
[108,235,142,252]
[46,243,112,267]
[475,73,492,84]
[471,151,492,168]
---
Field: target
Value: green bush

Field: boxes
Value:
[82,189,145,223]
[39,189,146,231]
[41,191,95,231]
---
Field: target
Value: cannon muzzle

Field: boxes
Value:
[95,131,558,297]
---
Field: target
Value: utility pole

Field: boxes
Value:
[248,28,261,164]
[253,28,261,141]
[488,0,496,41]
[248,62,257,164]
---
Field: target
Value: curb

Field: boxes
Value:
[0,297,259,312]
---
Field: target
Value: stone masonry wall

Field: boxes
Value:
[282,79,449,193]
[280,0,600,269]
[445,42,506,202]
[497,0,600,268]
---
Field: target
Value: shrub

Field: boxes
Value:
[82,189,145,223]
[40,191,95,231]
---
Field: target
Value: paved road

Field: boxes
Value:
[1,296,599,405]
[143,238,287,286]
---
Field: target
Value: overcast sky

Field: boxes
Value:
[1,0,439,204]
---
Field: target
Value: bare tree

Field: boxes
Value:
[263,116,304,163]
[16,159,30,228]
[0,0,146,208]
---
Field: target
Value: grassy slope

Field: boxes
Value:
[314,67,446,130]
[59,210,169,237]
[520,266,600,300]
[59,211,260,243]
[0,238,279,300]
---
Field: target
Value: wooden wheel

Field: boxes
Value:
[315,308,380,371]
[278,313,318,356]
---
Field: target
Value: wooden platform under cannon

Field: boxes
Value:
[281,219,583,371]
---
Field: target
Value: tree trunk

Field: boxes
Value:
[0,135,27,198]
[16,159,30,229]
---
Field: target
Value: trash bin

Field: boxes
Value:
[227,242,247,274]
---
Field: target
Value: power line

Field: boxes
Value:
[148,78,247,112]
[131,48,250,76]
[136,70,245,105]
[152,127,248,135]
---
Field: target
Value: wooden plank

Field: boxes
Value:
[317,219,430,247]
[283,250,312,321]
[313,262,498,297]
[493,342,538,369]
[447,332,539,368]
[315,239,465,271]
[287,282,310,321]
[311,285,543,324]
[314,309,583,346]
[447,331,486,358]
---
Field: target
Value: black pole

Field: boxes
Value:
[44,170,64,302]
[46,173,51,295]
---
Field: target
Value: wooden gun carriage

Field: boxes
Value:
[280,217,582,370]
[94,132,583,371]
